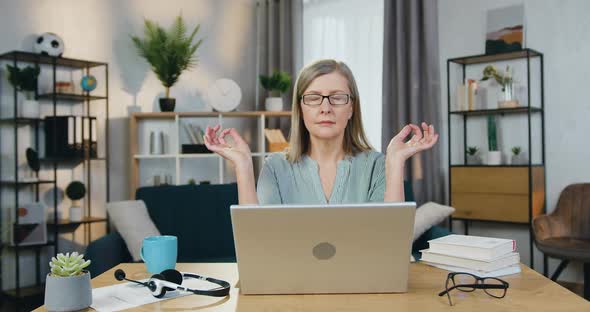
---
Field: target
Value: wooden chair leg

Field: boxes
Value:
[551,260,569,281]
[584,263,589,300]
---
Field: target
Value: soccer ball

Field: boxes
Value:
[33,32,64,57]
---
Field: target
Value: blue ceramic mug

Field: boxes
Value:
[141,235,178,273]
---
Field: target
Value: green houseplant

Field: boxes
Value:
[486,115,502,165]
[44,252,92,311]
[131,15,203,112]
[511,146,526,165]
[66,181,86,222]
[466,146,481,165]
[259,70,292,111]
[6,64,41,117]
[481,65,518,108]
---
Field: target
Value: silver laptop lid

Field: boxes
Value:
[231,202,416,294]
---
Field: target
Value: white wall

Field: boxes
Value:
[0,0,257,290]
[438,0,590,282]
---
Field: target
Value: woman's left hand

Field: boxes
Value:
[386,122,439,164]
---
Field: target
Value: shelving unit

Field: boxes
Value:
[446,48,546,270]
[0,51,110,304]
[129,111,291,198]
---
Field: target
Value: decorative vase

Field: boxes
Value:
[498,82,519,108]
[265,97,283,111]
[69,201,83,222]
[159,98,176,112]
[487,151,502,165]
[21,99,40,118]
[44,271,92,311]
[466,155,481,165]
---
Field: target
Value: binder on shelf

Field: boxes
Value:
[45,115,98,158]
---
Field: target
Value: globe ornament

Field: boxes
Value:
[33,32,65,57]
[81,75,97,92]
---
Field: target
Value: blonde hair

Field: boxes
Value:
[286,59,373,163]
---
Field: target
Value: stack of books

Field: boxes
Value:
[420,234,521,277]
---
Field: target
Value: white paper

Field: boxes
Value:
[91,276,220,312]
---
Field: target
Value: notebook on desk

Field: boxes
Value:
[230,202,416,295]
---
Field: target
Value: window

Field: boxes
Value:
[303,0,384,150]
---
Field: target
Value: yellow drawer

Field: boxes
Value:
[451,167,529,195]
[451,193,529,223]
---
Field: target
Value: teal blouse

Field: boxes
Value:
[256,151,386,204]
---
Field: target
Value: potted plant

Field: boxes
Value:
[511,146,526,165]
[131,15,203,112]
[44,252,92,311]
[6,64,41,118]
[465,146,481,165]
[66,181,86,222]
[481,65,518,108]
[486,116,502,165]
[260,70,292,111]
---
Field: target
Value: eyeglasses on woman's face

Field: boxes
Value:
[300,93,351,106]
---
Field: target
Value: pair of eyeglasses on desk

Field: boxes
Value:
[438,272,510,306]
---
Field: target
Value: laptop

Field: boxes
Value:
[230,202,416,295]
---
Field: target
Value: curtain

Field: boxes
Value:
[256,0,303,131]
[302,0,384,151]
[382,0,444,204]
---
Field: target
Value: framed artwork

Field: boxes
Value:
[485,4,525,54]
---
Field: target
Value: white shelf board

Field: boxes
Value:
[134,154,176,159]
[179,153,217,159]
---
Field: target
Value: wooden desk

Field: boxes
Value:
[34,262,588,311]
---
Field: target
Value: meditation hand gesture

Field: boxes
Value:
[386,122,439,164]
[204,125,253,170]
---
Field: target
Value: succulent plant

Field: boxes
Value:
[49,252,91,277]
[466,146,479,156]
[512,146,522,155]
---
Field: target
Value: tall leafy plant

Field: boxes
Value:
[131,15,203,98]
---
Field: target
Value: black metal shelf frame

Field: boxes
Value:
[446,48,547,272]
[0,50,110,301]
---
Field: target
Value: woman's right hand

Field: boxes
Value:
[203,125,253,170]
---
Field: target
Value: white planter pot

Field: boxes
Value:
[265,97,283,111]
[45,271,92,311]
[69,205,83,222]
[466,155,482,165]
[486,151,502,165]
[21,99,40,118]
[511,154,527,165]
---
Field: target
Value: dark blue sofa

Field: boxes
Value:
[86,182,450,276]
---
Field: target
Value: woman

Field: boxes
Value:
[204,59,438,205]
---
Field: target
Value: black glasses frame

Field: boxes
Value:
[300,94,351,106]
[438,272,509,306]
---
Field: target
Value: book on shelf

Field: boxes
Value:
[427,234,516,261]
[183,122,198,144]
[420,250,520,272]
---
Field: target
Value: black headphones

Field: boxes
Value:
[114,268,231,298]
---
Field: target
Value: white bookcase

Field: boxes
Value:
[129,111,291,198]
